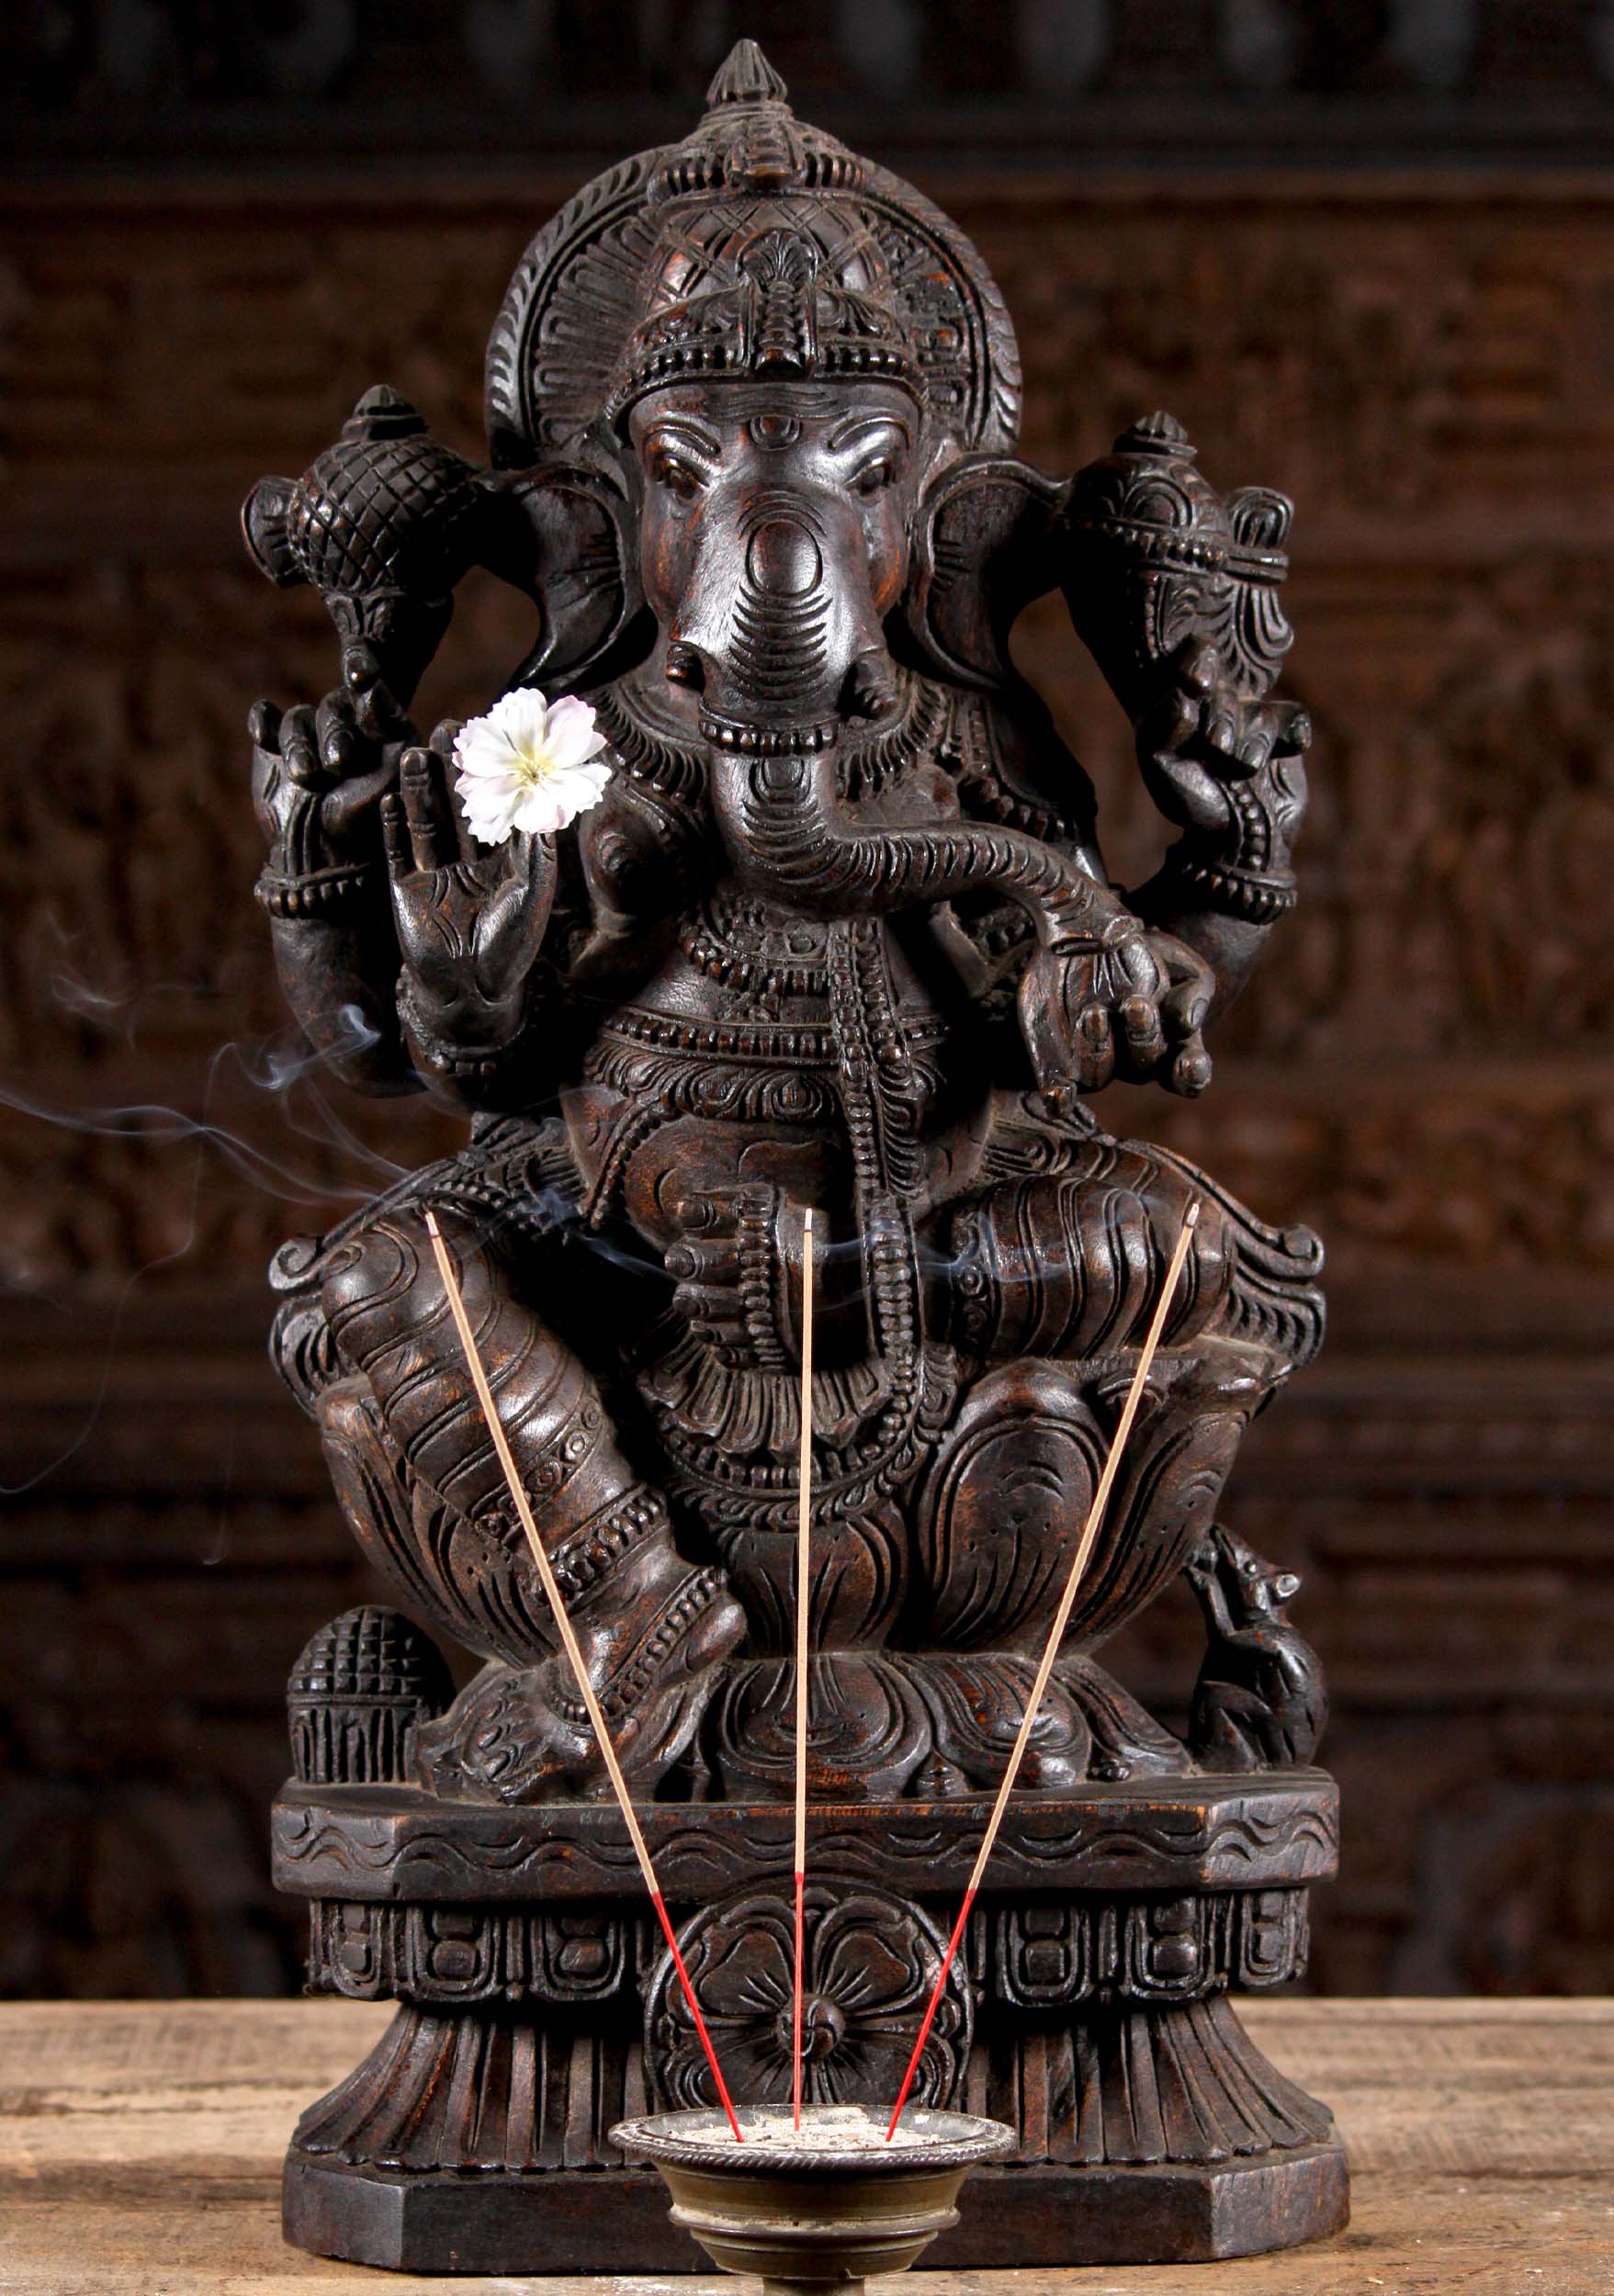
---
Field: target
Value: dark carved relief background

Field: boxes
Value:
[3,2,1613,1999]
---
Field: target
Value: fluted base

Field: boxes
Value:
[282,1990,1348,2272]
[289,1999,641,2175]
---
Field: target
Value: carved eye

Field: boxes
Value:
[649,445,705,504]
[853,458,897,499]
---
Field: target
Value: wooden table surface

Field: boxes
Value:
[2,1999,1611,2294]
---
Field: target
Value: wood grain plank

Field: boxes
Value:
[2,2003,1612,2293]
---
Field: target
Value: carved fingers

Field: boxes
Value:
[393,740,460,872]
[1217,696,1309,777]
[1117,987,1167,1074]
[666,1238,751,1367]
[382,742,470,994]
[1019,919,1214,1109]
[664,1186,801,1371]
[248,698,345,872]
[1134,645,1315,922]
[247,699,290,854]
[1157,935,1215,1095]
[1139,637,1312,821]
[248,654,413,892]
[277,701,328,789]
[246,697,281,755]
[1270,699,1313,759]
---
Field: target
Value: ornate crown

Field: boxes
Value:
[484,40,1021,467]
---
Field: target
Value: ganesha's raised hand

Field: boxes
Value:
[245,660,422,1087]
[1019,906,1215,1109]
[381,734,557,1055]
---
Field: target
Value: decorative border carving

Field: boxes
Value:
[272,1771,1339,1903]
[994,1885,1310,2007]
[308,1899,639,2006]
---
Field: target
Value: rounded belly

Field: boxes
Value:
[570,921,948,1248]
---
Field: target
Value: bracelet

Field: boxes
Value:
[397,975,521,1082]
[1157,851,1298,922]
[254,861,372,918]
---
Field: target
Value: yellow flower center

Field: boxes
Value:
[509,734,562,790]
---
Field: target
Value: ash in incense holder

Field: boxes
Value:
[612,2105,1015,2296]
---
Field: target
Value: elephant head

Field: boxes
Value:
[626,373,918,747]
[606,371,1212,1103]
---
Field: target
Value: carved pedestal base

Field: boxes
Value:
[281,1987,1346,2272]
[274,1772,1347,2272]
[287,2141,1348,2274]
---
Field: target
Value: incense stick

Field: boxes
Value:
[885,1199,1202,2140]
[423,1210,744,2144]
[791,1209,815,2131]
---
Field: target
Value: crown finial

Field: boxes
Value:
[343,384,426,442]
[1118,410,1194,458]
[705,38,789,108]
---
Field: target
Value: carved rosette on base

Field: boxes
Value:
[248,34,1349,2275]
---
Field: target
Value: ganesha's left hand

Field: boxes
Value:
[1019,910,1214,1106]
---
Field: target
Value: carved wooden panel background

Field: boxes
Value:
[3,149,1611,1996]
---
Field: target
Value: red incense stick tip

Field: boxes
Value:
[792,1869,806,2130]
[886,1889,974,2139]
[654,1891,744,2143]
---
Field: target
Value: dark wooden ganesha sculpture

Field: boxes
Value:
[250,42,1345,2273]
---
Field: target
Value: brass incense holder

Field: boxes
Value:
[612,2104,1016,2296]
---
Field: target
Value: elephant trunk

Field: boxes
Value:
[675,475,1113,948]
[711,743,1107,944]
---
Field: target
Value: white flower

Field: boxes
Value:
[451,689,612,845]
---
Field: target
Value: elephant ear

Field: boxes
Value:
[904,455,1067,691]
[240,476,304,588]
[480,459,643,692]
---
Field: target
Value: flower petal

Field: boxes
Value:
[485,686,549,751]
[542,694,606,771]
[454,760,522,793]
[514,760,611,833]
[557,757,613,806]
[457,780,522,845]
[510,786,570,836]
[453,722,523,782]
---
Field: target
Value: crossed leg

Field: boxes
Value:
[318,1201,743,1801]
